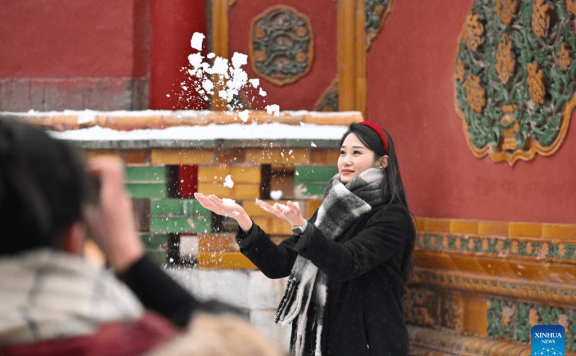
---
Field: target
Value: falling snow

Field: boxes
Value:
[183,32,273,112]
[270,190,283,200]
[223,175,234,188]
[190,32,205,51]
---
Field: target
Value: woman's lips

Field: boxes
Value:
[341,169,354,174]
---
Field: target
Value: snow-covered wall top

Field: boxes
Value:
[0,110,362,143]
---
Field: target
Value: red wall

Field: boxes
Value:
[367,0,576,224]
[0,0,152,111]
[228,1,337,110]
[0,0,138,78]
[150,0,208,110]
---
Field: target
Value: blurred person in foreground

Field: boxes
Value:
[0,119,283,356]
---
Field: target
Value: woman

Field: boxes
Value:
[195,121,416,356]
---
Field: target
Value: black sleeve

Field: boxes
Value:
[236,222,299,279]
[119,253,242,328]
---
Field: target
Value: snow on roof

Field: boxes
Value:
[1,109,360,143]
[47,122,349,141]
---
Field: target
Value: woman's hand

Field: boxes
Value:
[194,193,253,232]
[255,199,306,227]
[84,157,144,273]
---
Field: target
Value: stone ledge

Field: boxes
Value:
[166,268,290,351]
[408,326,533,356]
[410,267,576,306]
[417,217,576,239]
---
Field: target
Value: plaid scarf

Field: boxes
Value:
[275,168,386,356]
[0,248,143,346]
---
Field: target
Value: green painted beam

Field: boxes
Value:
[140,233,165,249]
[126,183,167,198]
[125,166,167,182]
[295,182,327,197]
[147,250,167,265]
[150,217,212,234]
[294,166,338,182]
[150,200,184,216]
[184,199,211,216]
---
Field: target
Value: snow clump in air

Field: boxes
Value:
[183,32,281,115]
[223,174,235,188]
[270,190,283,200]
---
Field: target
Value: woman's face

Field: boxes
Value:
[338,133,387,184]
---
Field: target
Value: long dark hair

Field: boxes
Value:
[0,119,95,255]
[339,123,416,282]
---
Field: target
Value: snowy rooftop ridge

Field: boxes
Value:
[0,110,362,142]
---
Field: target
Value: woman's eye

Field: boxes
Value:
[353,150,361,155]
[339,150,345,155]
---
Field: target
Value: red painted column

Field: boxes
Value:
[150,0,208,110]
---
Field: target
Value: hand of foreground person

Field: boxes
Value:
[84,157,144,272]
[193,193,253,232]
[255,199,306,227]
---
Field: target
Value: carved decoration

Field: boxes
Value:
[454,0,576,165]
[416,231,576,262]
[412,268,576,305]
[487,299,576,351]
[404,287,440,327]
[315,79,339,111]
[365,0,394,49]
[249,6,314,86]
[406,279,576,352]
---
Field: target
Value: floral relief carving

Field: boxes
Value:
[455,237,462,250]
[529,308,540,326]
[454,0,576,165]
[464,74,486,113]
[463,14,485,51]
[495,0,519,25]
[532,0,551,38]
[496,34,516,83]
[485,299,576,350]
[558,314,570,331]
[558,244,566,257]
[511,240,519,254]
[365,0,393,49]
[527,61,546,105]
[559,43,572,71]
[539,243,550,258]
[525,242,533,254]
[501,306,515,326]
[454,59,466,81]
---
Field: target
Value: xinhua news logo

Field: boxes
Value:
[531,325,565,356]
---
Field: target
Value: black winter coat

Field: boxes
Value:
[236,202,412,356]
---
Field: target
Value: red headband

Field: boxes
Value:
[359,121,389,155]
